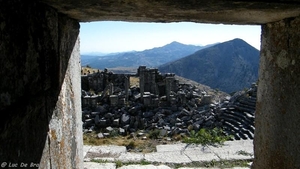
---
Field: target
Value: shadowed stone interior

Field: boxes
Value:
[0,1,82,168]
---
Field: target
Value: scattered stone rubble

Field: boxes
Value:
[81,66,256,140]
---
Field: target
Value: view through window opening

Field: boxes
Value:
[80,21,260,162]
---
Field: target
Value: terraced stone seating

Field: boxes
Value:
[218,84,257,140]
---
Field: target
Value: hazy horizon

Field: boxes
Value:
[80,21,261,54]
[80,40,219,55]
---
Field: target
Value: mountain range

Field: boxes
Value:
[158,38,260,93]
[81,38,260,93]
[81,41,213,69]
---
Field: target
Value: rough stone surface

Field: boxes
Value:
[119,165,172,169]
[83,140,253,168]
[0,0,82,168]
[41,0,300,24]
[86,145,127,159]
[84,162,116,169]
[145,151,192,164]
[117,152,145,162]
[253,16,300,169]
[179,168,249,169]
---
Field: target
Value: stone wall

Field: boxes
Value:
[82,70,130,94]
[0,1,82,168]
[253,16,300,169]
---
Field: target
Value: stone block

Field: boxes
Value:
[119,128,126,135]
[152,98,160,107]
[113,118,120,127]
[97,133,104,139]
[121,114,130,126]
[201,95,212,105]
[143,94,151,106]
[99,119,107,127]
[109,95,119,106]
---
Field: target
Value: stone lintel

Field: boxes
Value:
[40,0,300,24]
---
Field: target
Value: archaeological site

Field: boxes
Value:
[81,66,256,141]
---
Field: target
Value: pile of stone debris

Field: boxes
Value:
[81,66,256,140]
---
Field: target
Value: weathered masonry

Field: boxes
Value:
[0,0,300,168]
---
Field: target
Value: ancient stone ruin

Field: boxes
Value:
[82,66,256,140]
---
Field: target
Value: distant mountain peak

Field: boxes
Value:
[232,38,244,41]
[158,39,260,93]
[169,41,183,45]
[224,38,253,48]
[161,41,202,50]
[204,38,257,52]
[163,41,186,47]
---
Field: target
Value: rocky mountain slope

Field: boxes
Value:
[158,38,260,93]
[81,41,211,69]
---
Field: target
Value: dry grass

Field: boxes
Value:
[81,67,101,75]
[130,76,140,87]
[83,132,177,153]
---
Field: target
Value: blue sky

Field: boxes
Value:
[80,21,261,54]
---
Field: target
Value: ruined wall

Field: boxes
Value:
[253,16,300,169]
[0,1,82,168]
[82,72,130,93]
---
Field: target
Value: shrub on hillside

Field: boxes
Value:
[183,128,232,146]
